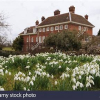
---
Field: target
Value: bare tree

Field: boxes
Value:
[0,12,9,47]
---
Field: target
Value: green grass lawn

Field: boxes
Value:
[2,47,15,51]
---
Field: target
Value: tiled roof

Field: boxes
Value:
[71,13,93,26]
[38,12,94,27]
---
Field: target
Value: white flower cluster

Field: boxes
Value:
[0,86,4,91]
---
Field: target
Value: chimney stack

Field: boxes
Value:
[54,10,60,16]
[41,16,45,22]
[69,6,75,13]
[35,20,39,25]
[85,14,88,20]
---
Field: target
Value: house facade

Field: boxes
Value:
[20,6,94,52]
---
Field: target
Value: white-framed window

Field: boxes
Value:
[55,26,59,30]
[46,27,49,31]
[39,28,42,32]
[36,37,38,42]
[84,27,88,31]
[78,26,81,31]
[60,25,63,30]
[43,28,45,32]
[31,37,33,42]
[42,36,45,42]
[39,36,42,43]
[33,28,36,33]
[64,25,68,29]
[27,37,28,42]
[50,27,54,31]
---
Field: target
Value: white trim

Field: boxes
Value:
[20,33,37,36]
[37,21,94,28]
[69,12,71,21]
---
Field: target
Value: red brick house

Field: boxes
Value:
[20,6,94,52]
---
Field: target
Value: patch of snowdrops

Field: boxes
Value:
[0,53,100,90]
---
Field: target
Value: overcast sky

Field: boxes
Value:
[0,0,100,41]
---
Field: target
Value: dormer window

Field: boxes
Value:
[51,27,54,31]
[55,26,59,30]
[33,28,36,33]
[78,26,81,31]
[46,27,49,31]
[24,28,27,34]
[60,25,63,30]
[64,25,68,29]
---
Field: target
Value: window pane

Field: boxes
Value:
[31,37,33,42]
[55,26,59,30]
[60,25,63,30]
[51,27,54,31]
[78,26,81,31]
[64,25,68,29]
[43,28,45,32]
[46,27,49,31]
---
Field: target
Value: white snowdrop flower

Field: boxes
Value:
[72,73,75,77]
[86,82,91,88]
[0,69,3,73]
[29,72,31,75]
[80,83,84,88]
[42,72,46,76]
[32,76,35,81]
[47,74,50,77]
[27,62,30,64]
[14,77,18,81]
[51,75,54,79]
[25,76,30,82]
[72,78,76,83]
[90,80,94,85]
[79,71,84,75]
[5,70,8,74]
[26,66,30,69]
[66,67,70,71]
[59,66,61,68]
[9,72,11,75]
[0,86,4,91]
[72,85,77,90]
[55,81,57,85]
[27,89,30,91]
[23,87,26,91]
[0,65,2,68]
[22,73,25,77]
[90,69,95,74]
[6,61,8,63]
[21,77,24,81]
[79,75,81,79]
[45,62,47,64]
[5,66,7,68]
[89,75,94,80]
[18,77,21,81]
[76,81,80,87]
[29,81,34,86]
